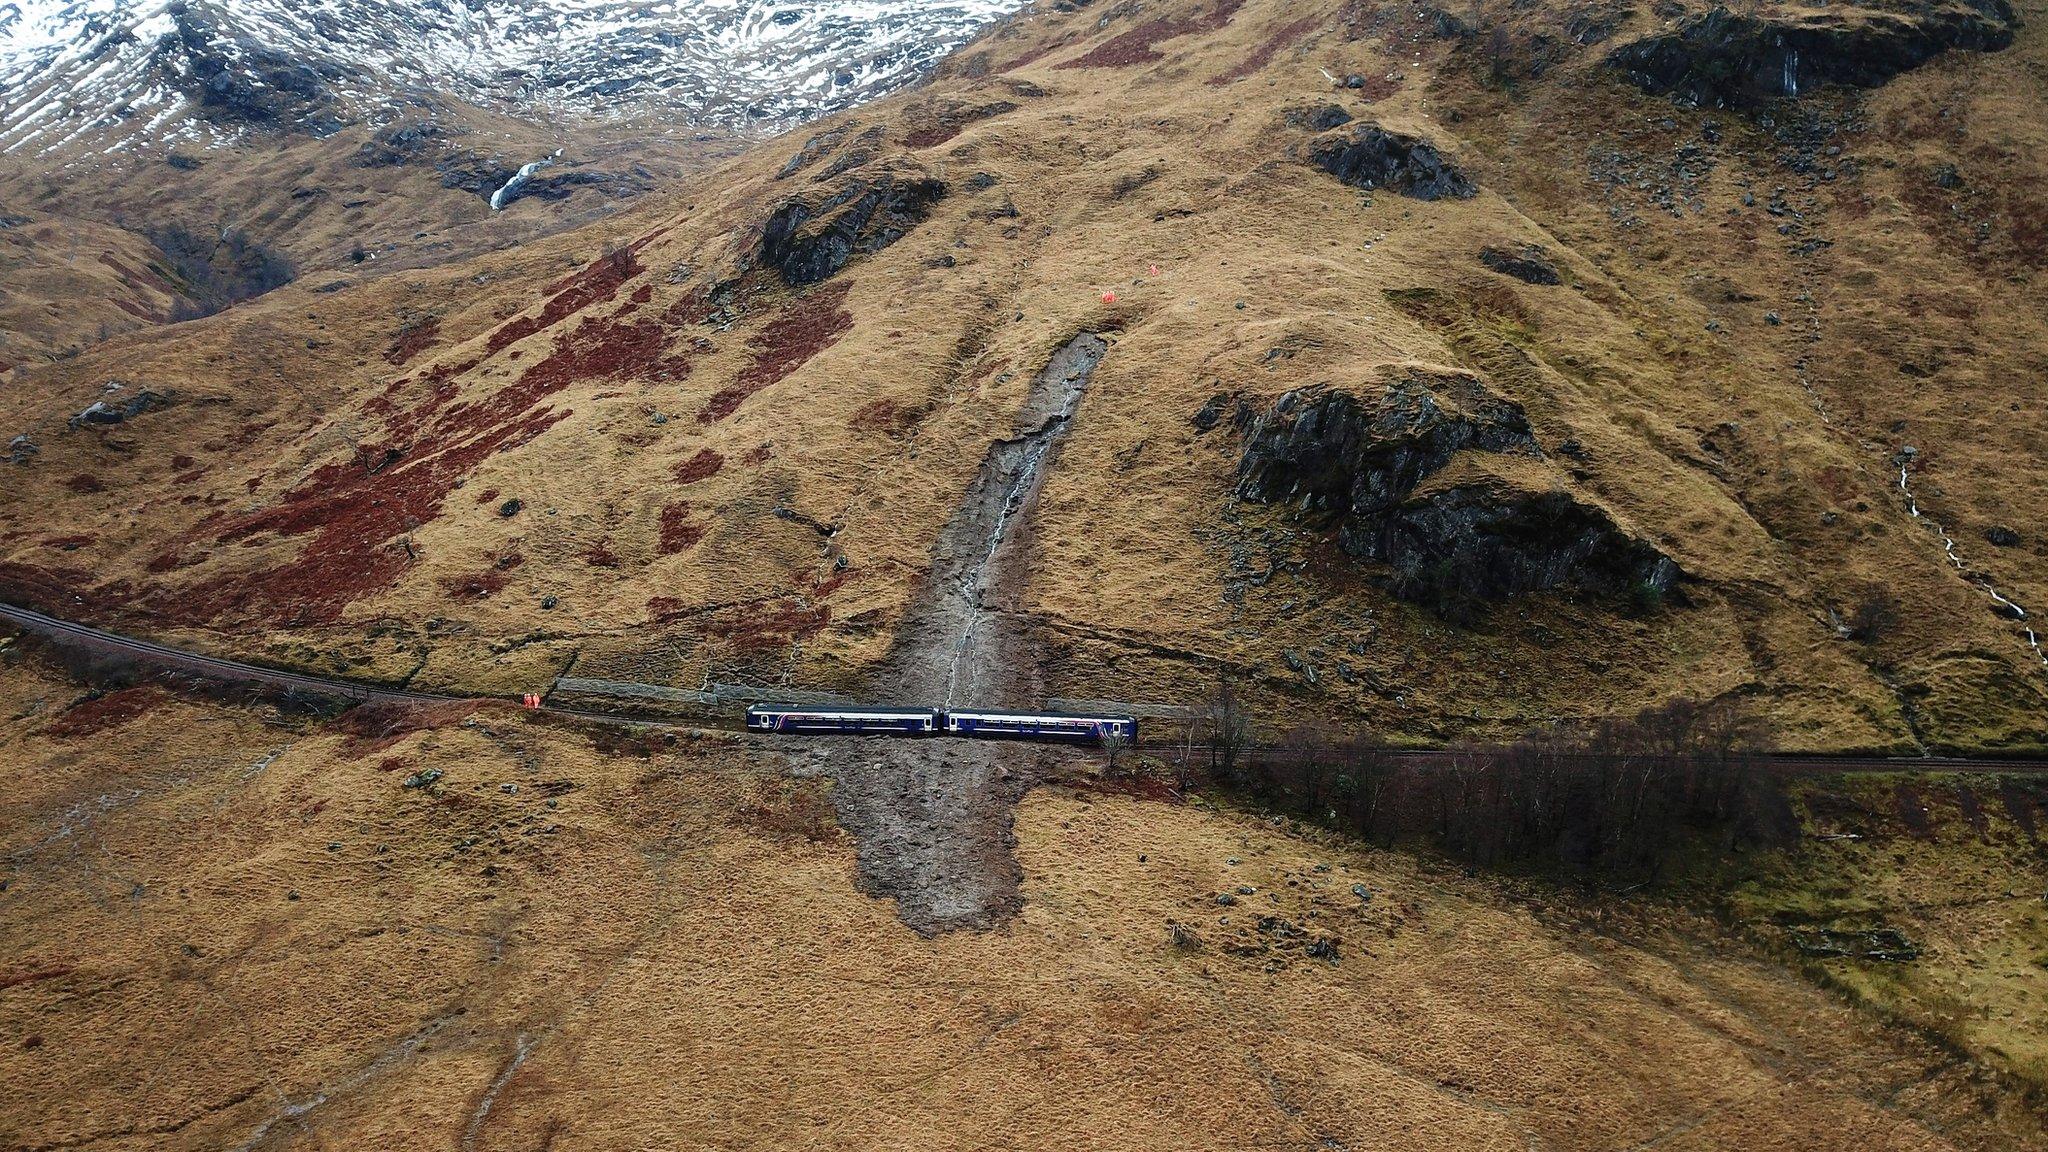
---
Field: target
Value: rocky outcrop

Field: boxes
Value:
[758,172,946,287]
[1237,373,1676,610]
[157,7,351,134]
[1363,481,1679,605]
[352,122,444,168]
[68,386,168,431]
[1238,374,1538,514]
[1607,2,2017,108]
[1479,244,1562,285]
[1305,124,1476,201]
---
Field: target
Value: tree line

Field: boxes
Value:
[1176,684,1791,884]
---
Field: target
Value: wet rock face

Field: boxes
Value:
[1607,2,2017,108]
[1306,124,1476,201]
[1362,485,1679,604]
[1237,375,1676,609]
[758,173,947,287]
[1479,244,1562,285]
[1238,374,1538,515]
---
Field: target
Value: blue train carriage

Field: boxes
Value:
[746,704,941,735]
[942,709,1139,745]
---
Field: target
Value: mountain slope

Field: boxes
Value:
[0,0,1028,156]
[3,0,2046,752]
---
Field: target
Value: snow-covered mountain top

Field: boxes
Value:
[0,0,1028,156]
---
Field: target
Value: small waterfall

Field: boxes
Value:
[1782,47,1799,97]
[1898,456,2047,671]
[489,149,562,211]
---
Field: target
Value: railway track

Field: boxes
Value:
[3,601,2045,773]
[0,601,684,730]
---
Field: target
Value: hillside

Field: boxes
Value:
[2,652,2044,1150]
[4,0,2048,752]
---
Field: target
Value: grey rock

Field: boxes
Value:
[759,172,946,287]
[1478,244,1561,285]
[1607,3,2016,108]
[1237,373,1677,610]
[1306,124,1476,201]
[69,388,168,431]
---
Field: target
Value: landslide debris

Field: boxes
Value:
[1236,372,1677,608]
[1607,1,2018,107]
[1305,123,1476,200]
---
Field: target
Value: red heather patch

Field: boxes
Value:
[485,246,646,358]
[994,38,1069,74]
[331,699,483,759]
[1057,0,1244,68]
[64,475,104,494]
[1209,14,1319,85]
[584,540,620,568]
[743,444,776,466]
[703,600,831,652]
[176,289,695,625]
[169,454,195,470]
[44,686,164,739]
[0,965,75,991]
[700,283,854,424]
[658,504,706,554]
[475,488,501,505]
[384,316,442,366]
[673,448,725,485]
[442,553,523,600]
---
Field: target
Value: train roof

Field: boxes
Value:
[943,708,1136,722]
[747,703,939,717]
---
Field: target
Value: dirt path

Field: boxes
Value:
[812,333,1107,934]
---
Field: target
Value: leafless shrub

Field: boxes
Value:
[1845,589,1899,643]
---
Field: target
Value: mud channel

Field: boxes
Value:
[794,333,1107,934]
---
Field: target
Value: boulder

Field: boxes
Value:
[1306,124,1476,201]
[1607,2,2017,108]
[758,171,946,287]
[1986,525,2021,547]
[7,434,37,465]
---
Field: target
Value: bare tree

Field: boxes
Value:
[1170,716,1202,797]
[1205,673,1253,785]
[1100,728,1131,779]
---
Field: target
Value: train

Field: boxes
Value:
[745,703,1138,745]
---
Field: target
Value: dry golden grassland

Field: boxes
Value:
[2,652,2043,1150]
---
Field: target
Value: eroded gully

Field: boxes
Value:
[796,333,1108,935]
